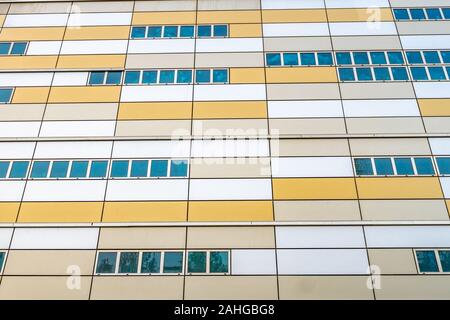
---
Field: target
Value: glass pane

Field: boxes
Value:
[163,252,183,273]
[170,160,188,177]
[300,53,315,66]
[176,70,193,83]
[423,51,441,63]
[429,67,446,80]
[438,251,450,272]
[414,157,435,175]
[196,70,211,83]
[124,71,140,84]
[159,70,175,83]
[374,158,394,175]
[406,51,423,64]
[443,8,450,19]
[353,52,369,64]
[266,53,281,66]
[11,42,27,55]
[317,52,333,65]
[436,157,450,174]
[130,160,149,177]
[210,251,229,273]
[356,68,373,81]
[131,26,146,38]
[354,158,374,175]
[88,72,105,85]
[426,8,442,20]
[180,25,195,37]
[118,252,139,274]
[147,26,162,38]
[442,51,450,63]
[393,9,409,20]
[111,160,129,178]
[96,252,117,273]
[374,67,391,80]
[70,161,88,178]
[197,25,212,37]
[213,25,228,37]
[0,43,11,54]
[283,53,299,66]
[163,26,178,38]
[105,71,122,84]
[9,161,29,178]
[0,252,4,271]
[188,251,207,273]
[49,161,69,178]
[410,8,426,20]
[0,88,13,103]
[411,67,428,80]
[370,52,387,64]
[213,69,228,83]
[416,251,439,272]
[394,158,414,175]
[336,52,352,65]
[142,70,158,84]
[0,161,9,178]
[150,160,168,177]
[89,160,108,178]
[141,252,161,273]
[391,67,408,80]
[387,52,404,64]
[338,68,355,81]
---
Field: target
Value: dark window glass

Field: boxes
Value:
[96,252,117,273]
[416,251,439,272]
[147,26,162,38]
[210,251,229,273]
[393,9,410,20]
[141,252,161,273]
[438,251,450,272]
[176,70,193,83]
[130,160,148,177]
[170,160,188,177]
[159,70,175,83]
[353,52,369,64]
[163,252,183,273]
[49,161,69,178]
[180,25,195,37]
[374,158,394,175]
[0,161,9,178]
[336,52,352,65]
[387,52,404,64]
[89,160,108,178]
[197,25,212,37]
[284,53,299,66]
[299,53,315,65]
[317,52,333,65]
[88,72,105,85]
[111,160,129,178]
[163,26,178,38]
[338,68,355,81]
[410,8,426,20]
[414,157,435,175]
[150,160,168,177]
[118,252,139,273]
[436,157,450,174]
[356,67,373,81]
[429,67,446,80]
[0,252,4,272]
[423,51,441,63]
[142,70,158,84]
[0,88,13,103]
[394,158,414,175]
[9,161,29,178]
[411,67,428,80]
[0,43,11,55]
[443,8,450,19]
[188,251,207,273]
[69,161,88,178]
[10,42,27,55]
[124,71,140,84]
[196,69,211,83]
[426,8,443,20]
[131,26,146,38]
[374,67,391,80]
[441,51,450,63]
[355,158,374,175]
[406,51,423,64]
[370,52,387,64]
[105,71,122,85]
[391,67,409,80]
[213,69,228,83]
[213,25,228,37]
[266,53,281,66]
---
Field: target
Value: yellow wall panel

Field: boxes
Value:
[0,27,65,41]
[48,86,121,103]
[57,55,125,69]
[266,67,337,83]
[12,87,50,104]
[273,178,357,200]
[197,10,261,24]
[103,201,187,222]
[188,201,273,221]
[193,101,267,119]
[0,56,57,70]
[327,8,393,22]
[0,15,5,28]
[64,26,131,40]
[118,102,192,120]
[262,9,327,23]
[18,202,103,223]
[356,177,443,199]
[418,99,450,116]
[229,24,262,38]
[132,11,196,25]
[230,68,265,84]
[0,202,20,223]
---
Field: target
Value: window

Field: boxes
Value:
[180,25,195,37]
[374,67,391,80]
[410,8,426,20]
[426,8,442,20]
[150,160,168,177]
[130,160,149,178]
[414,157,435,175]
[88,72,106,85]
[0,161,9,178]
[387,52,404,64]
[96,252,117,273]
[428,67,446,80]
[188,251,207,273]
[336,52,352,65]
[411,67,428,80]
[0,251,5,273]
[317,52,333,65]
[111,160,129,178]
[170,160,188,177]
[197,25,212,37]
[394,158,414,175]
[210,251,229,273]
[0,42,27,55]
[338,68,355,81]
[118,252,139,274]
[141,252,161,273]
[393,9,409,20]
[356,68,373,81]
[213,69,228,83]
[374,158,394,175]
[416,250,439,272]
[124,71,140,84]
[49,161,69,178]
[353,52,369,65]
[0,88,13,103]
[105,71,122,84]
[89,160,108,178]
[391,67,408,80]
[284,53,299,66]
[370,52,387,65]
[30,161,50,178]
[148,26,162,38]
[443,8,450,19]
[163,251,183,273]
[438,251,450,272]
[9,161,29,178]
[406,51,423,64]
[354,158,374,175]
[300,53,315,66]
[187,251,229,274]
[437,157,450,174]
[213,25,228,37]
[159,70,175,84]
[177,70,193,84]
[196,70,211,83]
[131,26,146,38]
[163,26,178,38]
[266,53,281,66]
[423,51,441,64]
[142,70,157,84]
[89,71,122,85]
[70,161,89,178]
[0,43,10,54]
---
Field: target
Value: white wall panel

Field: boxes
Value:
[11,228,99,249]
[414,83,450,98]
[232,250,277,275]
[194,84,266,101]
[263,23,329,37]
[277,249,369,275]
[26,41,62,55]
[0,229,13,250]
[343,99,420,117]
[440,177,450,198]
[0,73,53,87]
[0,122,40,138]
[325,0,389,8]
[268,100,343,118]
[0,142,35,159]
[106,180,189,201]
[0,181,26,201]
[120,86,193,102]
[189,179,272,200]
[4,14,68,27]
[196,38,263,53]
[191,139,269,158]
[262,0,324,9]
[52,72,89,86]
[22,181,107,201]
[112,140,190,158]
[67,12,132,26]
[60,40,128,55]
[429,138,450,155]
[34,141,113,159]
[39,121,115,137]
[271,157,353,177]
[128,39,195,54]
[401,36,450,50]
[329,22,397,36]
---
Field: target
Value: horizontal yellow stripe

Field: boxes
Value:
[418,99,450,116]
[103,201,187,222]
[229,24,262,38]
[327,8,393,22]
[273,178,357,200]
[132,11,196,25]
[118,102,192,120]
[0,202,19,223]
[266,67,337,83]
[197,10,261,23]
[262,9,327,23]
[12,87,50,104]
[57,54,126,69]
[230,67,265,84]
[193,101,267,119]
[356,177,443,199]
[18,202,103,223]
[188,201,273,222]
[0,27,65,41]
[48,86,121,103]
[64,26,131,40]
[0,56,57,70]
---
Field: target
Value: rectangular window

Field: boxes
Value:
[0,43,11,54]
[88,72,106,85]
[49,161,69,178]
[391,67,408,80]
[180,25,195,38]
[387,52,404,64]
[423,51,441,64]
[118,252,139,274]
[394,158,414,175]
[266,53,281,66]
[414,157,435,175]
[428,67,447,80]
[177,70,193,84]
[0,252,4,273]
[170,160,188,177]
[284,53,299,66]
[159,70,175,84]
[131,26,146,39]
[197,25,212,37]
[354,158,374,175]
[374,67,391,81]
[438,251,450,272]
[0,161,10,178]
[163,26,178,38]
[426,8,443,20]
[411,67,428,81]
[436,157,450,174]
[353,52,369,65]
[356,67,373,81]
[210,251,229,273]
[416,250,439,273]
[336,52,352,65]
[406,51,423,64]
[124,71,140,84]
[410,8,426,20]
[105,71,122,85]
[130,160,149,178]
[89,160,108,178]
[142,70,158,84]
[370,52,387,64]
[148,26,162,38]
[188,251,207,273]
[141,252,161,273]
[393,9,410,20]
[9,161,29,178]
[150,160,168,177]
[196,69,211,83]
[30,161,50,178]
[0,88,13,103]
[213,69,228,83]
[374,158,394,175]
[213,25,228,37]
[70,160,89,178]
[317,52,333,65]
[96,252,117,274]
[111,160,129,178]
[10,42,27,55]
[338,68,355,81]
[163,251,183,273]
[300,53,315,66]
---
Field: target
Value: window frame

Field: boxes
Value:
[414,249,450,274]
[186,250,231,275]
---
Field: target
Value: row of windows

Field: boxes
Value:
[0,88,13,104]
[394,7,450,21]
[338,67,409,81]
[131,24,228,39]
[88,69,228,85]
[0,159,188,180]
[406,51,450,65]
[410,66,450,81]
[0,42,27,55]
[96,250,229,275]
[354,157,450,176]
[416,250,450,273]
[266,52,334,67]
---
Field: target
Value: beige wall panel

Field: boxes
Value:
[423,117,450,134]
[57,55,126,69]
[132,11,196,25]
[0,276,91,300]
[331,36,401,50]
[196,52,264,68]
[0,104,45,121]
[134,0,196,12]
[0,27,65,41]
[9,2,71,13]
[269,118,347,135]
[91,276,184,300]
[267,84,340,100]
[4,250,95,276]
[0,4,9,14]
[187,226,275,249]
[273,139,350,157]
[197,10,261,24]
[274,200,361,221]
[190,159,271,178]
[279,276,373,300]
[346,118,425,134]
[43,103,118,121]
[340,83,415,99]
[98,227,186,249]
[73,1,134,12]
[126,53,194,69]
[264,37,332,52]
[64,26,130,40]
[390,0,446,6]
[368,249,417,275]
[185,276,277,300]
[192,119,268,137]
[349,138,431,156]
[115,120,191,137]
[376,276,450,300]
[397,21,450,35]
[0,56,57,70]
[360,200,449,221]
[198,0,260,10]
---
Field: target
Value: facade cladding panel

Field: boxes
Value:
[0,0,448,300]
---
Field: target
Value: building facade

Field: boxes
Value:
[0,0,449,299]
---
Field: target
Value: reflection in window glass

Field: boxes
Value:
[111,160,129,178]
[177,70,193,84]
[147,26,162,38]
[150,160,168,177]
[188,251,207,273]
[170,160,188,177]
[210,251,229,273]
[300,53,315,66]
[50,161,69,178]
[160,70,175,84]
[141,252,161,273]
[283,53,299,66]
[163,26,178,38]
[374,67,391,80]
[370,52,387,64]
[317,52,333,65]
[9,161,29,178]
[436,157,450,174]
[394,158,414,175]
[163,252,183,273]
[414,157,435,175]
[130,160,149,178]
[70,161,89,178]
[374,158,394,175]
[96,252,117,273]
[266,53,281,66]
[105,71,122,85]
[131,26,146,38]
[438,251,450,272]
[196,70,211,83]
[416,251,439,272]
[213,69,228,83]
[118,252,139,273]
[354,158,373,175]
[142,70,158,84]
[0,161,10,178]
[89,160,108,178]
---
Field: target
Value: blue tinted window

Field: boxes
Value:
[410,8,426,20]
[411,67,428,80]
[394,158,414,175]
[441,51,450,63]
[387,52,404,64]
[391,67,409,80]
[88,72,105,85]
[356,68,373,81]
[141,252,161,273]
[370,52,387,64]
[198,25,211,37]
[416,251,439,272]
[105,71,122,85]
[159,70,175,84]
[213,69,228,83]
[9,161,29,178]
[150,160,168,177]
[210,251,229,273]
[393,9,409,20]
[424,51,441,63]
[177,70,193,84]
[284,53,299,66]
[353,52,369,65]
[438,251,450,272]
[266,53,281,66]
[437,157,450,174]
[374,158,394,175]
[50,161,69,178]
[147,26,162,38]
[170,160,188,177]
[426,8,442,20]
[0,252,4,272]
[96,252,117,273]
[118,252,139,274]
[338,68,355,81]
[213,25,228,37]
[69,161,88,178]
[429,67,446,80]
[0,43,11,54]
[443,8,450,19]
[446,67,450,79]
[130,160,148,177]
[317,52,333,65]
[406,51,423,64]
[299,53,315,66]
[180,25,194,37]
[0,161,9,178]
[89,161,108,178]
[374,67,391,80]
[355,158,374,175]
[196,70,211,83]
[10,42,27,55]
[0,88,13,103]
[131,26,146,38]
[31,161,50,178]
[163,26,178,38]
[188,251,206,273]
[163,252,183,273]
[336,52,352,65]
[142,70,158,84]
[111,160,129,178]
[124,71,140,84]
[414,157,435,175]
